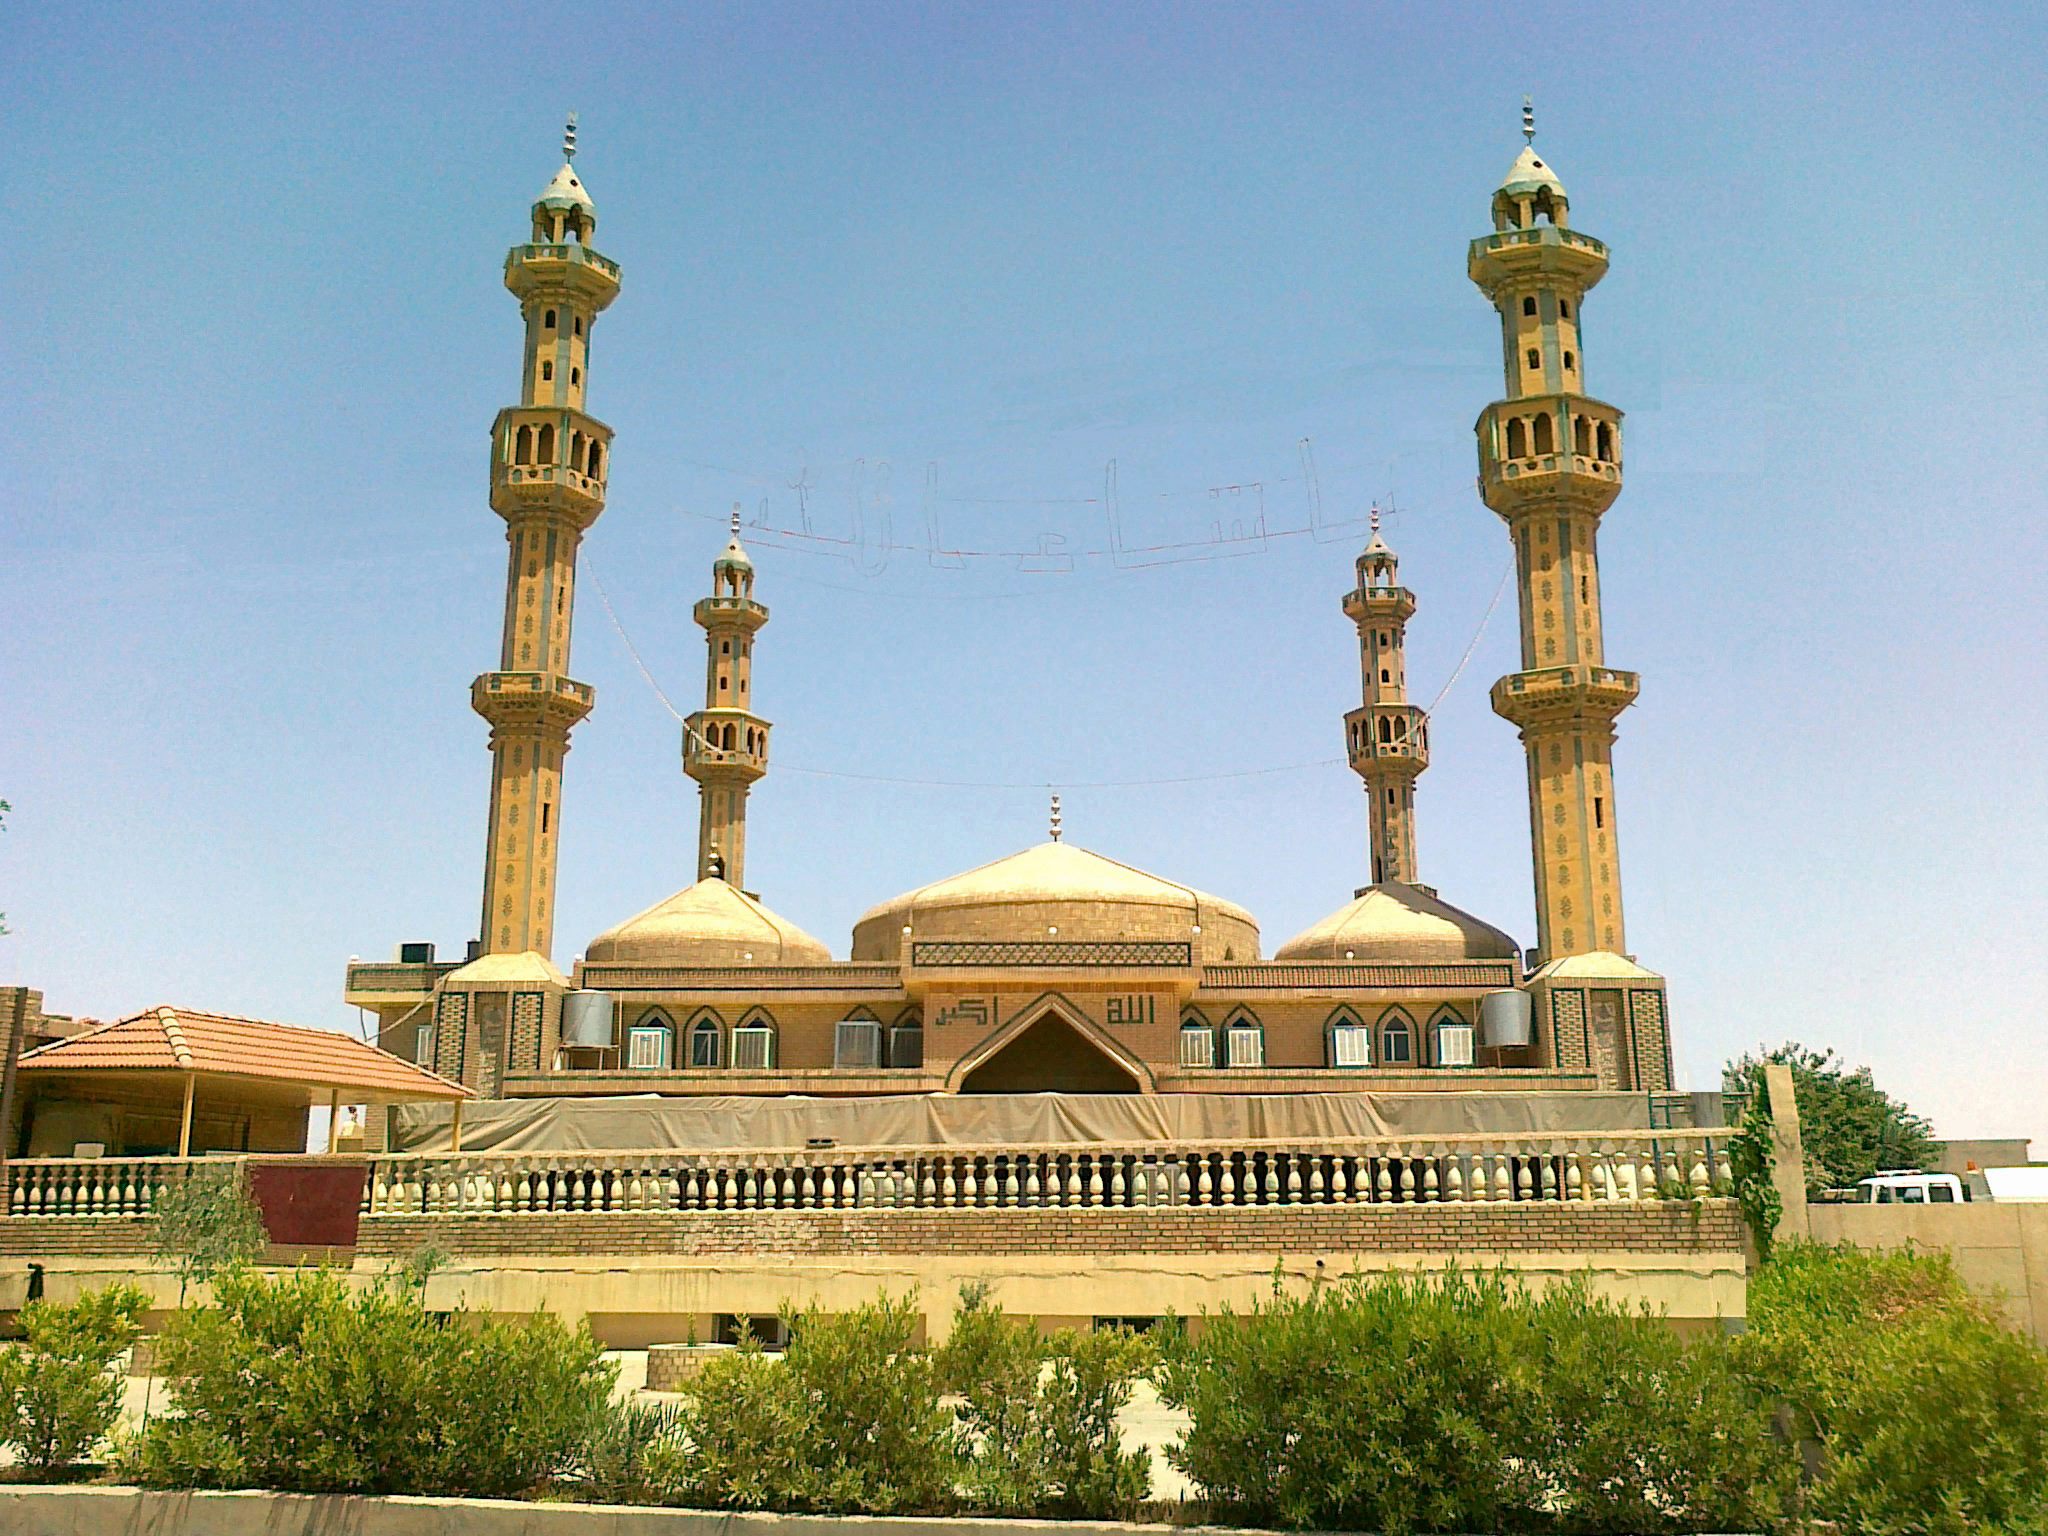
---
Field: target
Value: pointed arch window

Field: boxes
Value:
[1595,421,1615,462]
[1224,1012,1265,1069]
[1178,1011,1217,1069]
[1379,1010,1414,1067]
[732,1010,777,1071]
[1432,1009,1476,1069]
[889,1009,925,1069]
[689,1013,724,1069]
[626,1012,673,1070]
[1326,1007,1371,1069]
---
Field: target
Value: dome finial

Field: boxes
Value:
[1049,792,1063,843]
[1369,502,1382,536]
[731,502,742,538]
[1522,95,1535,145]
[564,111,578,163]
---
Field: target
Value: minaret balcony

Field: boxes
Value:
[1345,704,1429,776]
[1343,584,1416,625]
[1476,396,1622,518]
[684,709,770,783]
[491,407,612,525]
[693,594,770,632]
[471,670,595,731]
[1490,665,1639,730]
[1467,225,1608,298]
[504,242,621,309]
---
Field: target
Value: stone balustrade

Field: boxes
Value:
[360,1129,1736,1218]
[5,1156,222,1218]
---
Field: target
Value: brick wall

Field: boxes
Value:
[356,1200,1741,1260]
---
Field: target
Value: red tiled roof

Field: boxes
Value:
[18,1006,471,1102]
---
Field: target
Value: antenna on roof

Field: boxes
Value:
[564,111,579,163]
[1522,96,1535,145]
[1049,793,1063,843]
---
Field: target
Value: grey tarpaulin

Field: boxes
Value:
[390,1091,1684,1153]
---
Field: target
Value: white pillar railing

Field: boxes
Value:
[357,1129,1738,1218]
[3,1156,227,1218]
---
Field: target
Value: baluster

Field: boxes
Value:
[1171,1157,1191,1206]
[1078,1155,1097,1207]
[1444,1155,1465,1204]
[1021,1156,1040,1206]
[747,1167,764,1208]
[794,1165,812,1209]
[715,1167,733,1209]
[1689,1148,1711,1197]
[1537,1156,1556,1201]
[86,1166,105,1215]
[1422,1157,1440,1203]
[1493,1154,1513,1203]
[1398,1157,1417,1204]
[1332,1156,1351,1203]
[1662,1147,1683,1196]
[1197,1155,1215,1205]
[997,1157,1016,1207]
[1616,1151,1639,1201]
[1714,1145,1734,1192]
[916,1159,934,1206]
[1257,1154,1277,1204]
[939,1159,957,1207]
[1566,1153,1585,1203]
[1111,1157,1128,1206]
[1217,1155,1236,1205]
[1516,1158,1534,1202]
[1638,1147,1658,1200]
[1064,1157,1082,1207]
[1375,1159,1393,1204]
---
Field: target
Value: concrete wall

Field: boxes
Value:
[1808,1201,2048,1344]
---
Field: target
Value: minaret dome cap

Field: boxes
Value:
[1498,144,1566,200]
[537,162,596,214]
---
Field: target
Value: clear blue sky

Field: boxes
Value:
[6,3,2045,1143]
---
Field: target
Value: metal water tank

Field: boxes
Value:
[1481,989,1533,1049]
[561,990,616,1049]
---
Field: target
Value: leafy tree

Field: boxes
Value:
[0,1284,147,1475]
[150,1163,267,1304]
[1725,1042,1937,1197]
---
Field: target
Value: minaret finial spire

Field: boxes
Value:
[564,112,578,163]
[1369,502,1382,536]
[1049,793,1063,843]
[1522,96,1535,145]
[731,502,743,538]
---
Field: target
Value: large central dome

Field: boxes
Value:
[585,878,831,967]
[851,841,1260,964]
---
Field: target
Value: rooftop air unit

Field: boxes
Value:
[834,1020,883,1069]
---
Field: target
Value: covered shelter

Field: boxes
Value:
[12,1005,470,1158]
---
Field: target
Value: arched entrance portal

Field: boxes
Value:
[957,1011,1145,1094]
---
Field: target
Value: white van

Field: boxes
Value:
[1855,1170,1965,1204]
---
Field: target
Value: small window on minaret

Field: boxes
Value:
[720,640,730,655]
[1594,797,1605,829]
[541,802,551,833]
[574,316,583,337]
[571,368,581,386]
[1559,299,1571,319]
[541,361,553,381]
[543,309,557,329]
[1563,351,1575,370]
[1381,669,1391,683]
[1522,296,1536,317]
[1526,348,1541,370]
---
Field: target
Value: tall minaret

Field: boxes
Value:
[1470,102,1636,962]
[1342,509,1429,886]
[683,511,771,887]
[473,117,621,957]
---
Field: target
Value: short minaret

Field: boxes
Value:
[473,117,622,958]
[1342,509,1429,885]
[1469,102,1636,961]
[683,511,771,887]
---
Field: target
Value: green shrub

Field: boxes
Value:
[668,1293,957,1514]
[128,1265,612,1497]
[1155,1268,1545,1533]
[0,1284,147,1476]
[1157,1267,1793,1535]
[1520,1281,1792,1533]
[937,1284,1153,1519]
[569,1398,687,1505]
[1743,1241,2048,1535]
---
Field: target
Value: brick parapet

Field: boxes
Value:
[353,1201,1740,1260]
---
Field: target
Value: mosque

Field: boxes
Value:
[343,109,1676,1129]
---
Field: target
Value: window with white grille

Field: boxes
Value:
[1178,1022,1215,1068]
[1435,1020,1476,1068]
[626,1025,671,1070]
[834,1020,883,1069]
[731,1025,775,1071]
[1225,1022,1264,1068]
[1329,1024,1372,1069]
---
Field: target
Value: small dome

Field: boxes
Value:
[1498,144,1566,200]
[852,840,1259,964]
[586,879,830,966]
[537,162,595,212]
[714,531,753,572]
[1275,882,1518,964]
